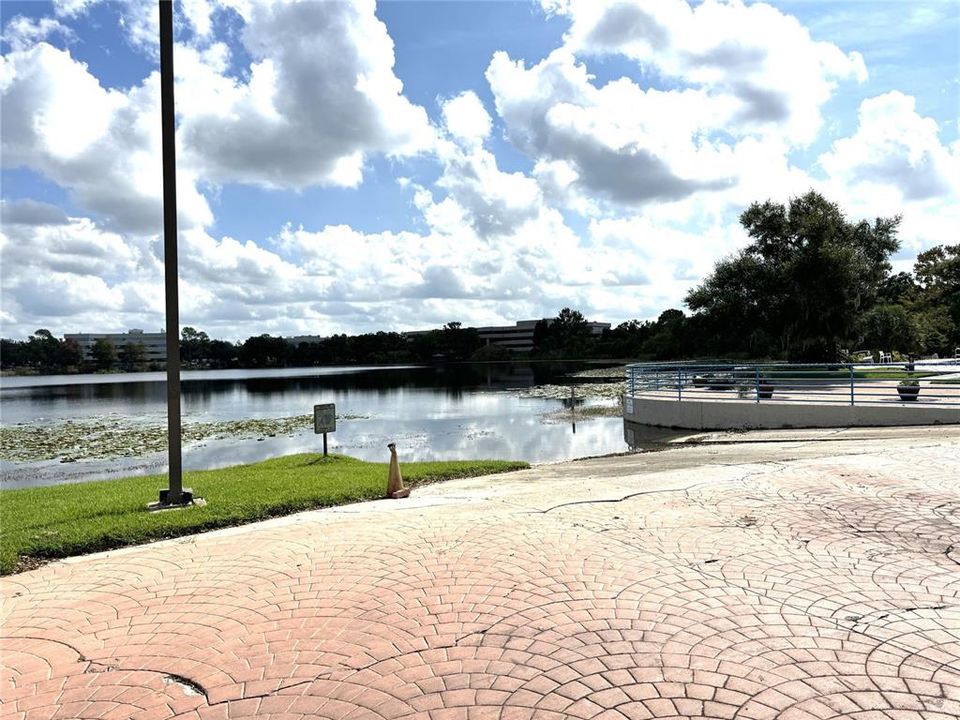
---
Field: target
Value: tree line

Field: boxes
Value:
[2,191,957,373]
[0,332,158,374]
[506,192,958,363]
[0,323,490,373]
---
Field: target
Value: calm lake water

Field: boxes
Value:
[0,363,672,488]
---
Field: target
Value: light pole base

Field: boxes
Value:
[147,487,197,511]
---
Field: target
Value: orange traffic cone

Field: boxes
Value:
[386,443,410,498]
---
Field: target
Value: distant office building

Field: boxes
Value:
[473,319,543,353]
[285,335,327,345]
[65,329,166,362]
[475,319,611,353]
[404,318,611,354]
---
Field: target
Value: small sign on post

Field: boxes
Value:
[313,403,336,457]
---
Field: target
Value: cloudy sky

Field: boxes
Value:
[1,0,957,341]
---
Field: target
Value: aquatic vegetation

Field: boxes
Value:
[538,404,622,424]
[0,414,366,463]
[518,381,625,400]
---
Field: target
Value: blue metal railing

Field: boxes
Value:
[625,361,960,407]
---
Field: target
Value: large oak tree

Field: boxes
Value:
[685,191,900,361]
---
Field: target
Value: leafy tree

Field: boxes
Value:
[25,329,64,371]
[90,338,117,371]
[594,319,655,358]
[532,308,591,356]
[470,343,514,361]
[686,191,901,361]
[553,308,588,339]
[859,305,917,354]
[644,309,691,360]
[59,338,83,369]
[439,322,481,360]
[877,272,918,306]
[207,339,239,368]
[180,327,211,366]
[913,306,955,356]
[119,342,148,372]
[914,244,960,292]
[0,338,27,369]
[240,334,290,368]
[912,244,960,354]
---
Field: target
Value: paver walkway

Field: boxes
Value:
[2,428,959,719]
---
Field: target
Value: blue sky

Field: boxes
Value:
[1,0,958,340]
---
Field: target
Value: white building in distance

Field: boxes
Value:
[404,319,611,353]
[475,319,610,353]
[65,329,166,362]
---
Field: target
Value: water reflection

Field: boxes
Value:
[1,364,582,424]
[1,362,639,487]
[622,420,694,450]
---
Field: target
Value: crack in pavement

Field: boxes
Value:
[529,462,960,681]
[531,485,701,514]
[0,634,89,663]
[162,673,207,698]
[845,603,951,626]
[0,635,213,703]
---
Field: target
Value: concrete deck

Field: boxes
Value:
[624,383,960,429]
[2,426,959,719]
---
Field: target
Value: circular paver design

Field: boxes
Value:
[2,440,959,719]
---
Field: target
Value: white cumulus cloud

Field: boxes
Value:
[551,0,867,144]
[819,91,959,202]
[441,91,492,146]
[0,43,212,234]
[177,0,435,189]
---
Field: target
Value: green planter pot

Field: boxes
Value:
[897,385,920,401]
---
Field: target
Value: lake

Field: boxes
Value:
[0,363,667,489]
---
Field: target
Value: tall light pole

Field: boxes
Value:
[158,0,190,505]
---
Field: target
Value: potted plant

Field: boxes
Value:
[708,374,734,390]
[757,378,774,399]
[897,379,920,401]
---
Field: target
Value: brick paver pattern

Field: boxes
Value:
[2,444,958,719]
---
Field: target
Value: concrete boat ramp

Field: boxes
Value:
[2,426,959,719]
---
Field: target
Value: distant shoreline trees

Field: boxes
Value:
[2,192,957,373]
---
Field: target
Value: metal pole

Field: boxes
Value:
[571,385,576,434]
[849,364,854,406]
[159,0,184,504]
[323,432,328,457]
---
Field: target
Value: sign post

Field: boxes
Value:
[313,403,336,457]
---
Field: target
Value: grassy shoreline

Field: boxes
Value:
[0,454,528,575]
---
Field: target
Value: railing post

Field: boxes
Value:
[678,367,683,402]
[849,364,855,406]
[755,365,760,403]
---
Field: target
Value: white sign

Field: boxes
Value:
[314,403,336,434]
[625,397,634,416]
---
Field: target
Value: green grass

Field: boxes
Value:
[0,454,528,575]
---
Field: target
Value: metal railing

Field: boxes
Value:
[625,361,960,407]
